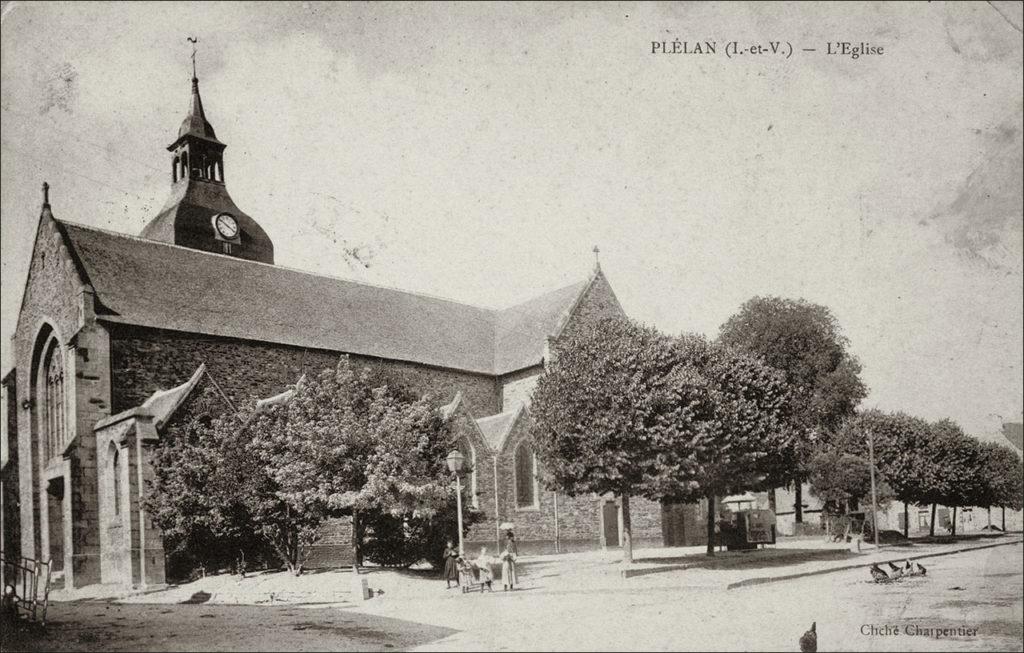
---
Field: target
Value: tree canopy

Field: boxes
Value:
[529,316,684,561]
[146,358,462,576]
[530,317,795,558]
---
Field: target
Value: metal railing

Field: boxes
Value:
[1,550,52,626]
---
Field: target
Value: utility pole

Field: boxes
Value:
[867,428,880,550]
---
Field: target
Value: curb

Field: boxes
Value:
[619,548,853,580]
[725,537,1023,590]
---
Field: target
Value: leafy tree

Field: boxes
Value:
[243,359,456,573]
[529,317,684,563]
[718,296,868,522]
[360,500,483,569]
[148,358,463,577]
[918,419,983,536]
[825,410,939,536]
[146,387,272,579]
[976,442,1024,529]
[663,335,796,556]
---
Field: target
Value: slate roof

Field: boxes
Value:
[58,221,593,377]
[474,405,524,452]
[175,77,221,145]
[95,364,206,431]
[493,281,588,374]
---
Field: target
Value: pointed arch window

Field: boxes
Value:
[41,337,67,461]
[514,441,538,509]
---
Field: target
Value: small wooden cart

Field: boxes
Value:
[456,559,494,593]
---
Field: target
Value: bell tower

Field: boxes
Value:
[141,46,274,264]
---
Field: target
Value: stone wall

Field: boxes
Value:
[12,214,109,587]
[1,376,20,565]
[107,324,501,418]
[498,366,541,412]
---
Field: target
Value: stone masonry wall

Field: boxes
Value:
[107,325,501,418]
[498,366,541,412]
[13,214,109,587]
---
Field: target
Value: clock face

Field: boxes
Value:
[214,213,239,239]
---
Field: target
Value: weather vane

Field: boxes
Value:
[187,36,198,78]
[592,245,600,265]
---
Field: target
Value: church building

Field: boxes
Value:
[3,69,677,590]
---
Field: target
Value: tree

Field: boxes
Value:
[146,387,273,579]
[825,410,939,537]
[529,317,685,563]
[976,442,1024,530]
[919,419,983,537]
[148,358,463,577]
[360,500,483,568]
[663,335,797,556]
[719,296,868,522]
[244,359,456,573]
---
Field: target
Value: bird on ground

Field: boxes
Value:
[916,562,927,576]
[870,564,891,583]
[887,561,904,578]
[904,559,914,574]
[799,621,817,653]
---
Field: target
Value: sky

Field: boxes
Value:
[1,2,1022,443]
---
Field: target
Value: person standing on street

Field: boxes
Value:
[501,530,518,591]
[443,540,460,589]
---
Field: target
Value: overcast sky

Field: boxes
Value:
[2,2,1021,441]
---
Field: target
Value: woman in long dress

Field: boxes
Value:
[501,531,518,591]
[442,540,459,589]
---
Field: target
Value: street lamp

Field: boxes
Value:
[446,450,466,556]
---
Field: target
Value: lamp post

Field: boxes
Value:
[446,450,465,556]
[866,428,880,550]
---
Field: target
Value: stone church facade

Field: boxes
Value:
[4,71,670,590]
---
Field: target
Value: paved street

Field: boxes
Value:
[2,541,1020,651]
[376,541,1024,651]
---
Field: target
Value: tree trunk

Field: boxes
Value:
[794,480,803,524]
[768,488,777,514]
[929,503,937,537]
[621,494,634,564]
[1002,506,1006,532]
[706,492,717,557]
[352,510,363,568]
[951,506,957,537]
[903,502,909,538]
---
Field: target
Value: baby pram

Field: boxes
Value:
[457,558,494,593]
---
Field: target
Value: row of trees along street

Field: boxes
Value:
[145,297,1022,575]
[529,297,1023,561]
